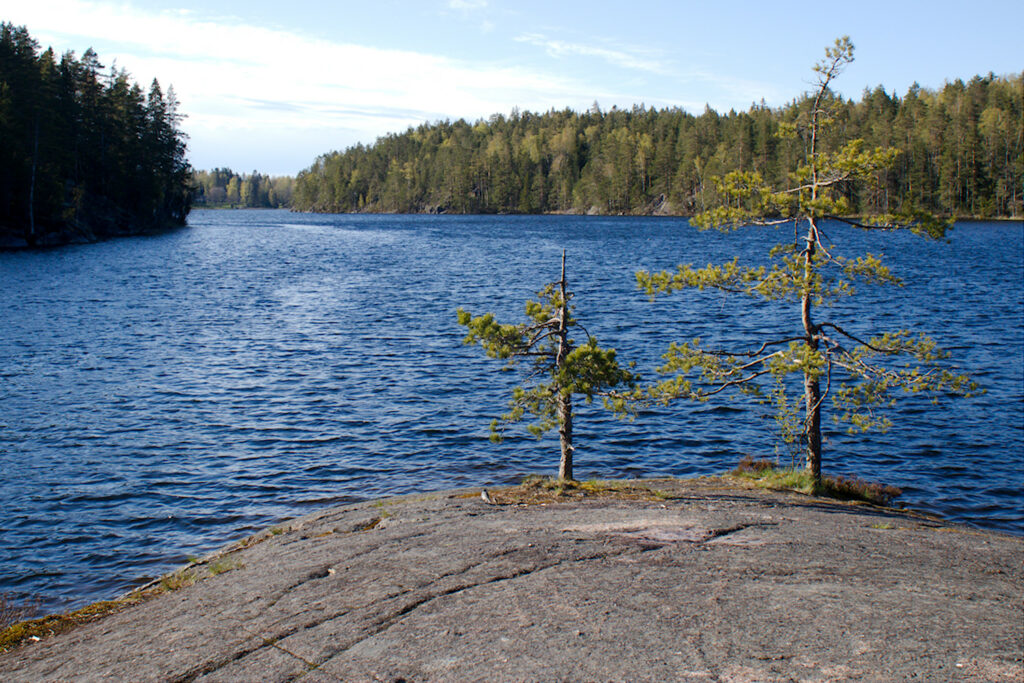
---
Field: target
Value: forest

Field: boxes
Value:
[191,169,295,209]
[293,73,1022,219]
[0,24,192,247]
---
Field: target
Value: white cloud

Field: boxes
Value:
[515,33,670,75]
[5,0,594,173]
[3,1,783,173]
[673,65,789,111]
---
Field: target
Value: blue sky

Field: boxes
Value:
[5,0,1022,175]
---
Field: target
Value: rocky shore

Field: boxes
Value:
[1,477,1021,681]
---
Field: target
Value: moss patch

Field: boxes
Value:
[0,594,151,653]
[482,476,680,505]
[0,548,251,653]
[728,456,902,506]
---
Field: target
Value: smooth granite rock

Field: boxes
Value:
[1,478,1021,682]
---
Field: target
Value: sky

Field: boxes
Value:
[4,0,1022,176]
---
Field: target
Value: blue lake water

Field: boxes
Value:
[1,210,1022,612]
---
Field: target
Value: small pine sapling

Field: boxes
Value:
[458,251,637,481]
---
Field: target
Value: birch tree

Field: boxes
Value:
[458,252,636,481]
[636,37,979,482]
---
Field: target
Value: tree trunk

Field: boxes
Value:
[555,250,574,481]
[557,393,573,480]
[803,369,822,481]
[802,220,823,482]
[28,118,39,245]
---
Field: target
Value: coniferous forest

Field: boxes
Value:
[0,24,192,247]
[3,20,1020,240]
[293,74,1022,219]
[191,168,295,209]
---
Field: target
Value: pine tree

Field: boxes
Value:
[458,252,637,480]
[635,37,980,481]
[0,24,192,246]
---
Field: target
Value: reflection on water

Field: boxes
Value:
[1,210,1021,610]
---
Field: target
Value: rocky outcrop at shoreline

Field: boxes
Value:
[1,477,1021,681]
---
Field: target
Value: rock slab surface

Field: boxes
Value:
[2,479,1021,682]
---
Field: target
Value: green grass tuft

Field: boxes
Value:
[207,556,244,576]
[730,456,902,506]
[159,571,197,592]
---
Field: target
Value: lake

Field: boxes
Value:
[1,210,1022,612]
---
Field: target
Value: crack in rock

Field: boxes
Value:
[180,545,538,678]
[565,520,776,546]
[261,565,335,611]
[315,545,638,668]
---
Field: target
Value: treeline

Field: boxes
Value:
[0,24,192,247]
[192,169,294,208]
[293,74,1022,219]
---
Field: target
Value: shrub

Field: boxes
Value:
[0,593,39,631]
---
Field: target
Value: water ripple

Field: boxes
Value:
[1,211,1021,611]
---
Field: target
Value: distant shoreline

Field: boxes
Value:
[0,221,188,251]
[206,206,1024,223]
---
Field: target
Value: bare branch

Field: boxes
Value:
[824,215,901,231]
[523,318,559,333]
[704,336,807,358]
[806,355,832,420]
[809,222,841,266]
[519,350,557,358]
[524,328,559,349]
[731,351,784,373]
[818,322,891,353]
[782,171,855,194]
[715,217,792,229]
[699,367,776,397]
